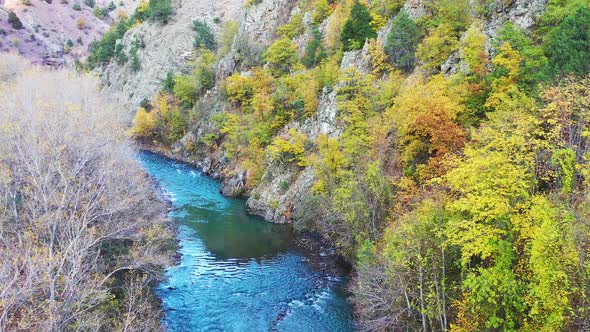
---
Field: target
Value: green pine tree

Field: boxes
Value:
[340,1,377,51]
[385,9,420,72]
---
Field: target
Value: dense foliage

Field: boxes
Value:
[340,1,376,50]
[129,0,590,330]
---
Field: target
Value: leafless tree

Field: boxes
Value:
[0,54,172,331]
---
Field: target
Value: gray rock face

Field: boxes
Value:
[403,0,427,19]
[241,0,295,45]
[99,0,243,108]
[486,0,548,38]
[246,166,316,224]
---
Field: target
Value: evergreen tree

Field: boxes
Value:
[385,9,419,72]
[340,1,377,51]
[193,20,216,51]
[544,5,590,76]
[162,71,175,93]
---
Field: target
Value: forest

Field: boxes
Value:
[127,0,590,330]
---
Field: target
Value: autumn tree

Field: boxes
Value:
[263,37,299,74]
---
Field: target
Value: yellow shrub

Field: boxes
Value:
[132,107,155,139]
[267,129,309,166]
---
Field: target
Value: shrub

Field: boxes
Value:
[173,75,197,106]
[302,28,326,68]
[73,3,81,10]
[117,9,128,20]
[84,0,95,8]
[277,13,304,38]
[224,73,255,106]
[87,20,129,67]
[340,1,376,51]
[161,71,175,93]
[8,12,23,30]
[234,33,264,68]
[94,7,107,19]
[385,9,420,72]
[132,107,156,139]
[192,20,216,50]
[77,17,86,29]
[263,37,299,74]
[130,52,141,71]
[312,0,332,25]
[416,23,460,71]
[148,0,173,24]
[193,50,216,92]
[267,129,309,167]
[219,21,238,56]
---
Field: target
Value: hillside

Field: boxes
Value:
[0,0,138,65]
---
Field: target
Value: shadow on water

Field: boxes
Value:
[178,204,294,261]
[139,151,354,332]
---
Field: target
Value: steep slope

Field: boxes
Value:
[0,0,138,65]
[99,0,552,223]
[99,0,298,108]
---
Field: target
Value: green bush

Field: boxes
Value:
[302,28,326,68]
[8,12,23,30]
[94,7,107,19]
[130,52,141,72]
[173,75,197,106]
[277,13,304,38]
[193,50,216,92]
[162,71,175,93]
[340,1,376,51]
[87,20,129,67]
[84,0,95,8]
[192,20,216,50]
[263,37,299,74]
[148,0,173,24]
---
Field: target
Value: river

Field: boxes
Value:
[139,151,355,331]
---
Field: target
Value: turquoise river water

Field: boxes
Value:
[139,151,355,331]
